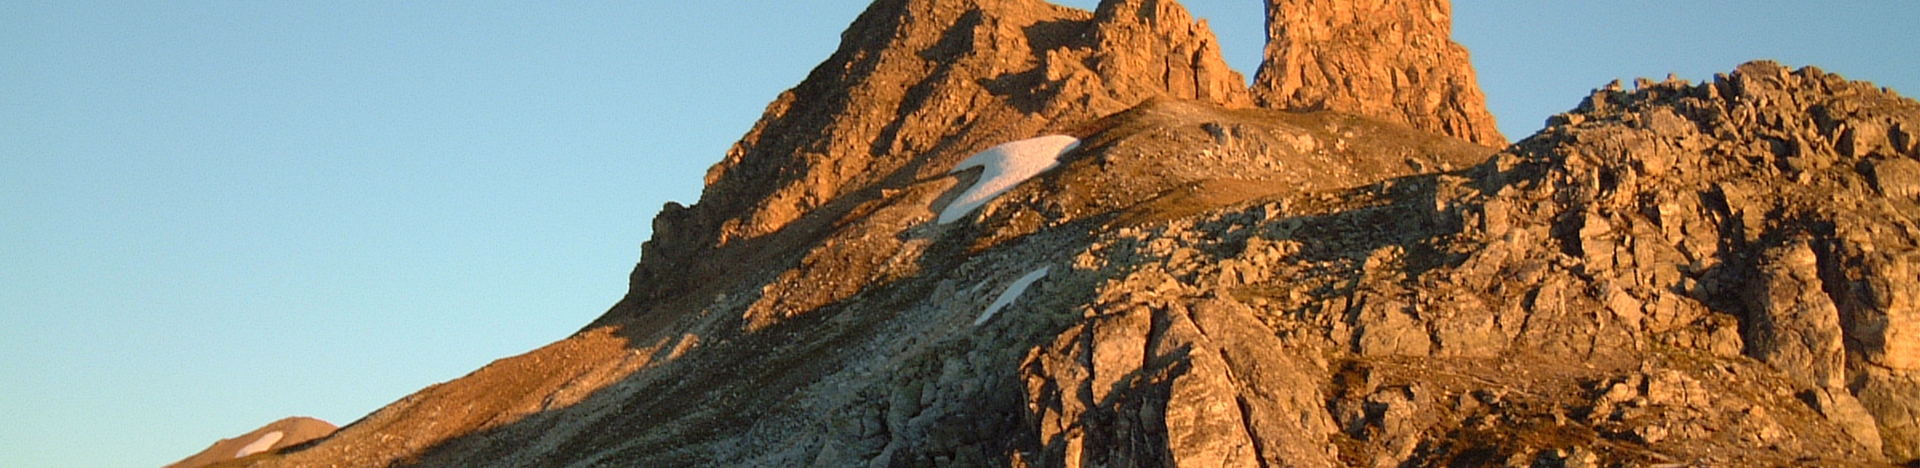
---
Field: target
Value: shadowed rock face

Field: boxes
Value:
[198,0,1920,467]
[1251,0,1506,147]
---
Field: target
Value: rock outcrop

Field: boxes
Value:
[1007,60,1920,467]
[1250,0,1505,147]
[193,0,1920,467]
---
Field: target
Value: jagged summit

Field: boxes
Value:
[183,0,1920,467]
[627,0,1248,312]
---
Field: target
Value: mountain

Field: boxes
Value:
[161,417,334,468]
[189,0,1920,466]
[1250,0,1505,146]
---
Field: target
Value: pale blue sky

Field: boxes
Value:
[2,2,1915,467]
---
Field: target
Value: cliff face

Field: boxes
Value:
[198,0,1920,467]
[626,0,1249,313]
[1250,0,1505,147]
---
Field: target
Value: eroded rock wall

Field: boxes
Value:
[1251,0,1505,146]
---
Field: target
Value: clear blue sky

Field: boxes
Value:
[2,2,1914,467]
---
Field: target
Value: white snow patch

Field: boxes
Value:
[939,135,1081,224]
[975,266,1051,326]
[234,430,285,458]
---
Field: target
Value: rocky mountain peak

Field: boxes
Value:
[1251,0,1506,146]
[189,1,1920,467]
[627,0,1248,309]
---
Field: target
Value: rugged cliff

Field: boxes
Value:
[198,0,1920,467]
[624,0,1248,313]
[1250,0,1505,146]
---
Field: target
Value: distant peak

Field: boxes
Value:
[162,417,334,468]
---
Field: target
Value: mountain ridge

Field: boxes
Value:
[174,0,1920,467]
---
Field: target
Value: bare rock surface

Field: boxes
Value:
[201,0,1920,467]
[627,0,1250,316]
[1250,0,1505,147]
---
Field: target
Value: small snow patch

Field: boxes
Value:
[235,430,285,458]
[975,266,1051,326]
[939,135,1081,224]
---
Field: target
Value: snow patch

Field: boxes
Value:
[235,430,284,458]
[939,135,1081,224]
[975,266,1051,326]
